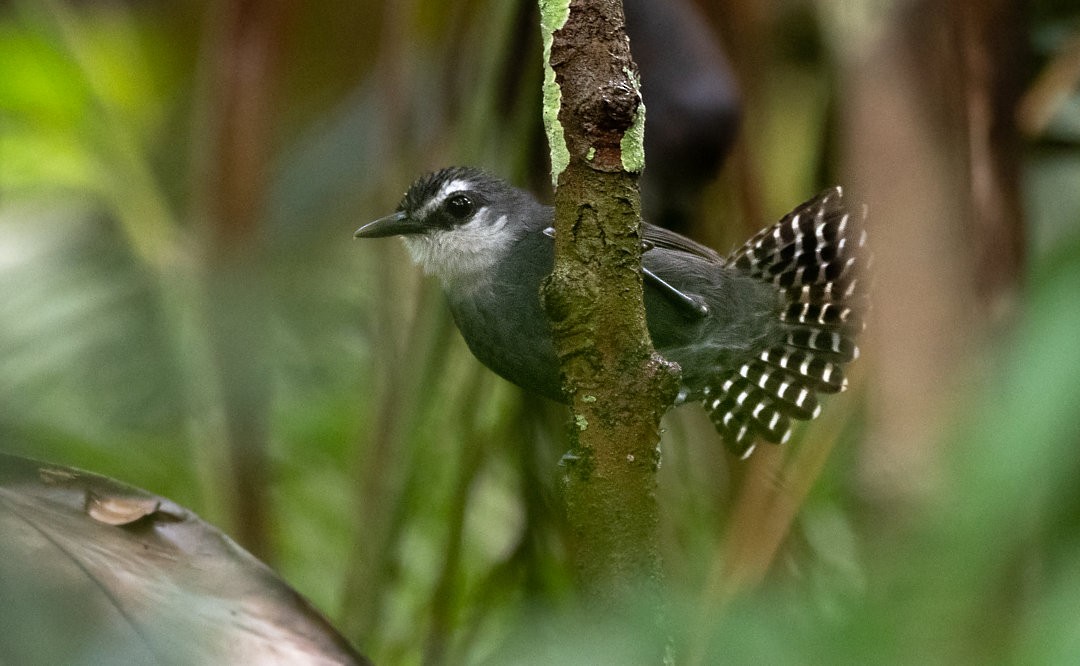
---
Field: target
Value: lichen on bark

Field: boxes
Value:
[539,0,572,184]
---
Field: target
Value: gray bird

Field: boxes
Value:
[356,167,867,457]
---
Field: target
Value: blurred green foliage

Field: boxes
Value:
[2,1,1080,664]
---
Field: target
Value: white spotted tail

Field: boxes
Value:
[705,187,868,458]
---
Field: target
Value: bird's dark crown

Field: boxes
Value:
[399,166,503,216]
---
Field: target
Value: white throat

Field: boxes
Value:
[402,208,516,285]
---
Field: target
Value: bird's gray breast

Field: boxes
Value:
[444,229,564,402]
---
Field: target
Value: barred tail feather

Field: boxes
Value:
[703,377,793,458]
[705,187,868,456]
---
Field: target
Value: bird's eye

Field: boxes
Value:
[444,193,475,220]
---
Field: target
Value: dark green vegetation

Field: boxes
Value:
[2,1,1080,663]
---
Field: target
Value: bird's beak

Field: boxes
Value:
[354,211,427,238]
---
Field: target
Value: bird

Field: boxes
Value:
[355,167,868,458]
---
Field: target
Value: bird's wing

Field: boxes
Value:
[641,223,724,264]
[545,221,720,318]
[639,223,722,318]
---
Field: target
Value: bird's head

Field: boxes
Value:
[355,167,537,286]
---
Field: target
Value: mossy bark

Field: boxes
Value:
[538,0,679,610]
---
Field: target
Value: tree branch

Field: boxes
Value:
[538,0,679,611]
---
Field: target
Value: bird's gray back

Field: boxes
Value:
[446,219,781,404]
[643,248,783,399]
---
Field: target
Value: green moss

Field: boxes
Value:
[620,67,646,173]
[538,0,571,34]
[539,0,571,185]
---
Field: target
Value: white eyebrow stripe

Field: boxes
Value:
[418,178,474,219]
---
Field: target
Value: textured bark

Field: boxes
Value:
[538,0,680,611]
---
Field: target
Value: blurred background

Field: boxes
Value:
[2,0,1080,663]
